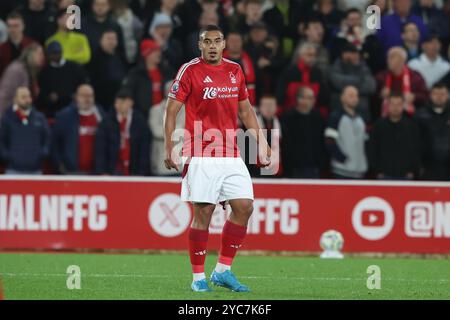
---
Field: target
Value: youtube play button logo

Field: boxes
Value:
[352,197,394,240]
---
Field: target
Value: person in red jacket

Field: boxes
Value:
[376,46,428,116]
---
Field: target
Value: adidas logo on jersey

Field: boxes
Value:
[203,76,213,83]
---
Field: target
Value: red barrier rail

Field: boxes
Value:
[0,176,449,253]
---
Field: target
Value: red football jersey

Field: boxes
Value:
[168,57,249,158]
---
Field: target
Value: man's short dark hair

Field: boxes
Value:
[199,25,224,40]
[7,11,24,22]
[389,92,405,101]
[401,22,418,34]
[345,8,362,17]
[115,88,133,100]
[431,82,449,91]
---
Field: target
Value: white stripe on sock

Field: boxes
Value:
[215,263,231,273]
[193,273,206,281]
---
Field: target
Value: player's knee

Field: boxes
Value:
[235,201,253,218]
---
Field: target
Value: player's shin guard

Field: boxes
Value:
[217,220,247,270]
[188,227,209,279]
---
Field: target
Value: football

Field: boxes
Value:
[320,230,344,252]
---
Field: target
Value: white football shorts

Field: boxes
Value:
[180,157,254,204]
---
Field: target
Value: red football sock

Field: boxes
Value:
[188,227,209,274]
[218,220,247,266]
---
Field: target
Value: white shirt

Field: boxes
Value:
[408,53,450,89]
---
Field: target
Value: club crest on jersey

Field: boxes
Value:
[171,80,180,93]
[229,72,237,84]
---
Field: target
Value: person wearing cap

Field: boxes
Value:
[94,88,150,176]
[45,9,91,65]
[122,39,174,119]
[37,40,89,117]
[329,41,376,123]
[148,12,184,69]
[408,35,450,89]
[0,86,50,175]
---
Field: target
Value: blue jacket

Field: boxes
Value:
[377,13,428,53]
[0,106,50,172]
[51,103,105,174]
[95,108,151,175]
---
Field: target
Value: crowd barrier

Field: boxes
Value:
[0,176,449,254]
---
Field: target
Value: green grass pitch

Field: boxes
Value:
[1,252,450,300]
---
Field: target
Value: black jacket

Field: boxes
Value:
[94,109,150,176]
[369,116,421,177]
[281,108,327,177]
[122,61,174,119]
[415,103,450,180]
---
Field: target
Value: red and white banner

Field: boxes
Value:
[0,176,449,253]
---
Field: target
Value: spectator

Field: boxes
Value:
[185,9,219,61]
[81,0,125,58]
[401,22,422,61]
[51,84,105,175]
[329,42,376,123]
[245,21,284,101]
[325,86,368,179]
[376,47,428,116]
[377,0,428,53]
[369,93,421,180]
[260,0,286,43]
[412,0,449,48]
[123,39,174,119]
[0,12,36,77]
[19,0,56,45]
[251,95,281,177]
[0,86,50,174]
[37,41,89,117]
[95,89,150,176]
[148,12,184,69]
[153,0,184,40]
[149,81,184,176]
[234,0,265,37]
[314,0,344,40]
[332,8,368,54]
[276,42,329,116]
[330,7,385,74]
[88,29,127,109]
[0,43,45,117]
[178,0,229,40]
[408,35,450,89]
[112,0,144,65]
[415,83,450,180]
[297,18,329,74]
[223,32,257,105]
[281,87,326,179]
[46,9,91,65]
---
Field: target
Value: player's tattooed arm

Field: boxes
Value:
[163,98,183,171]
[238,99,272,167]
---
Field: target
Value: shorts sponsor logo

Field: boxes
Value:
[352,197,394,240]
[148,193,191,237]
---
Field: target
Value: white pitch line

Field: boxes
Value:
[1,273,450,283]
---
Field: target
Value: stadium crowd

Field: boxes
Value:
[0,0,449,180]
